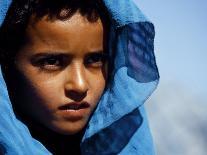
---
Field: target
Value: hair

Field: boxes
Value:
[0,0,109,66]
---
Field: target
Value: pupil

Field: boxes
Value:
[47,58,57,65]
[92,55,101,62]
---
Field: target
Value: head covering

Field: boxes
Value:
[0,0,159,154]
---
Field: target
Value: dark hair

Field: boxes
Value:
[0,0,109,65]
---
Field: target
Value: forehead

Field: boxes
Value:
[28,11,103,38]
[17,12,105,57]
[22,11,104,54]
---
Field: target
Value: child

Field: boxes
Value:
[0,0,159,154]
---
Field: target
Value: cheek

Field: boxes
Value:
[30,78,63,101]
[19,72,64,109]
[88,72,106,105]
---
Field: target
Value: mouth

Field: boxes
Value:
[58,102,90,111]
[58,102,91,120]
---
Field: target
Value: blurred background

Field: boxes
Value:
[133,0,207,155]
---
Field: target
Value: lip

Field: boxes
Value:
[58,102,90,121]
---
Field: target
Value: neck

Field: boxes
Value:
[16,111,83,155]
[28,119,83,155]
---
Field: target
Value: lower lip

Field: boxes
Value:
[59,108,90,121]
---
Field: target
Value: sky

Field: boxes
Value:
[133,0,207,154]
[134,0,207,96]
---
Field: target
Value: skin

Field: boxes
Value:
[13,11,107,136]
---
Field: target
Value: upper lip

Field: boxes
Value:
[58,101,90,110]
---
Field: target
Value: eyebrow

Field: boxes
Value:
[29,50,106,61]
[31,52,69,58]
[29,53,69,65]
[31,50,104,57]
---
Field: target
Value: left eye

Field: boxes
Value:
[85,53,108,67]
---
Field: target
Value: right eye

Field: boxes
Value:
[39,57,61,70]
[33,55,66,71]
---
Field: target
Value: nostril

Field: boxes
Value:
[65,90,87,102]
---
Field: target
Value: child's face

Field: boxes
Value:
[14,12,107,135]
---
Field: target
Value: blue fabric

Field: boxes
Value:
[0,68,51,155]
[0,0,11,25]
[0,0,159,154]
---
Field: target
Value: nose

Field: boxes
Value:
[64,63,89,101]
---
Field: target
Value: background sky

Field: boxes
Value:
[133,0,207,155]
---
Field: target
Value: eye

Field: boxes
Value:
[85,53,108,68]
[33,55,66,71]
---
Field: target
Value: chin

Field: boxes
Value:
[50,120,87,135]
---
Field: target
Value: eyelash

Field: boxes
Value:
[85,53,108,67]
[35,53,108,71]
[37,56,64,70]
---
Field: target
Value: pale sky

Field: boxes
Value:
[133,1,207,154]
[134,0,207,96]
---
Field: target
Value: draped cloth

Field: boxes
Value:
[0,0,159,154]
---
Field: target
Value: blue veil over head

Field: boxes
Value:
[0,0,159,154]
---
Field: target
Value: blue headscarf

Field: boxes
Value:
[0,0,159,154]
